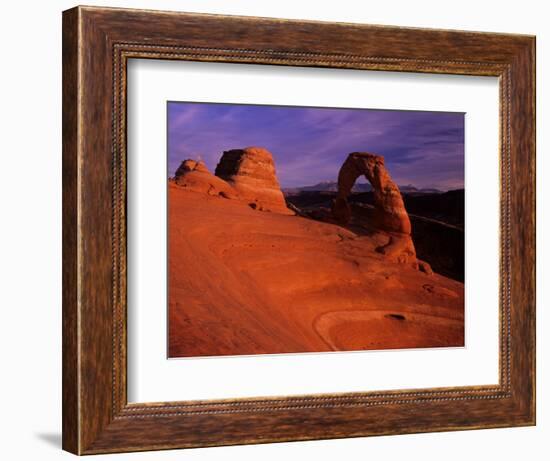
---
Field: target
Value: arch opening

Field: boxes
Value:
[331,152,430,272]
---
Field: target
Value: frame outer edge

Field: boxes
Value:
[62,6,81,455]
[503,37,536,424]
[528,36,536,425]
[63,6,536,454]
[531,36,537,425]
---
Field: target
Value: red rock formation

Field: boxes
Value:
[332,153,411,232]
[215,147,293,215]
[169,181,463,357]
[332,152,428,269]
[175,159,210,176]
[173,159,238,199]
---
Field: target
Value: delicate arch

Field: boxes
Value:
[332,152,411,235]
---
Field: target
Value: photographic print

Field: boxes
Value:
[167,102,465,358]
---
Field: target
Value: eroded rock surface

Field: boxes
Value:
[215,147,293,214]
[168,181,463,357]
[173,159,238,198]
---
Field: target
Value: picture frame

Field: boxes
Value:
[62,5,535,455]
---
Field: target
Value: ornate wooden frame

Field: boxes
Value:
[62,5,536,455]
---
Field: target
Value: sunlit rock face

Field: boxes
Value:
[332,152,430,271]
[173,159,238,198]
[215,147,293,215]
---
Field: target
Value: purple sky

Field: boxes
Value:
[167,102,464,190]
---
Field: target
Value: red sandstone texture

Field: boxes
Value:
[215,147,293,214]
[173,159,238,198]
[168,148,464,358]
[332,152,431,272]
[173,147,293,214]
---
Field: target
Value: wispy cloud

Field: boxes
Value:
[167,102,464,190]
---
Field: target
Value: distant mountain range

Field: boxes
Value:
[283,181,442,195]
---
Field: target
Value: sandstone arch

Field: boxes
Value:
[332,152,428,270]
[332,152,411,233]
